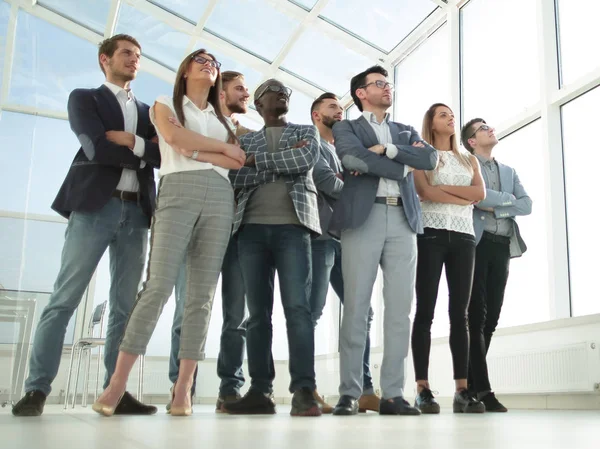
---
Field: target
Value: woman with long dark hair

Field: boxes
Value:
[411,103,486,414]
[93,49,245,417]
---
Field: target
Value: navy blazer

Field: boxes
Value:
[329,116,438,235]
[52,85,161,226]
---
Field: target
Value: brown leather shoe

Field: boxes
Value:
[313,390,333,414]
[358,393,380,413]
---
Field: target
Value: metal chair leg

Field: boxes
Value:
[137,355,145,402]
[64,343,78,410]
[82,348,90,407]
[72,344,84,409]
[94,345,102,401]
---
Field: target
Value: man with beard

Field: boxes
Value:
[166,71,254,413]
[12,34,160,417]
[224,79,322,416]
[308,93,378,414]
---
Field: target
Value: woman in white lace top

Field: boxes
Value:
[410,103,486,415]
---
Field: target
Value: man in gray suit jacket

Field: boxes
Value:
[330,66,438,416]
[461,118,532,413]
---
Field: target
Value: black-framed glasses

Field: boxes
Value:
[255,84,293,100]
[360,80,394,91]
[470,124,492,138]
[192,54,221,70]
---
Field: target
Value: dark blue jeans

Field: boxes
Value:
[237,224,316,394]
[169,235,247,397]
[310,238,374,393]
[216,234,247,396]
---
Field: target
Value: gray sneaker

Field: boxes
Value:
[453,389,485,413]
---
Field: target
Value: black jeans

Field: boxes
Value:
[237,224,315,394]
[412,228,476,381]
[468,233,511,393]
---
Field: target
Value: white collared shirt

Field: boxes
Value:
[103,81,146,192]
[151,95,231,180]
[362,111,403,197]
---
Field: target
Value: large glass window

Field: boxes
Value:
[115,3,189,71]
[149,0,211,24]
[394,24,451,133]
[282,27,374,97]
[556,0,600,86]
[0,112,78,216]
[462,0,540,126]
[319,0,437,52]
[0,2,10,91]
[493,120,551,327]
[206,0,300,62]
[37,0,111,34]
[561,86,600,317]
[9,11,104,111]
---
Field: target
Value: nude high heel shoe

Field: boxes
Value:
[170,383,193,417]
[92,387,125,417]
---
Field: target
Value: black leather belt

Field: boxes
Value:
[375,196,403,207]
[112,189,140,202]
[482,231,510,245]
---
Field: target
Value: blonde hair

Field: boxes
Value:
[422,103,473,182]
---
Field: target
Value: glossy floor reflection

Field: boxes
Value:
[2,404,599,449]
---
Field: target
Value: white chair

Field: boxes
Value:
[64,301,145,408]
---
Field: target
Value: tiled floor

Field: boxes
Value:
[2,404,599,449]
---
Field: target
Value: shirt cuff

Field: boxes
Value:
[385,143,398,159]
[132,135,145,158]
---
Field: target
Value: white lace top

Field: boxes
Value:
[421,150,475,236]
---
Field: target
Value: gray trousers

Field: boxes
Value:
[120,170,234,361]
[339,203,417,400]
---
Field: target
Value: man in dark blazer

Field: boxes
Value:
[330,66,438,416]
[224,79,321,417]
[12,34,160,417]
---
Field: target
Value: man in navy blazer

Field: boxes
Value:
[330,66,438,416]
[461,118,532,412]
[12,34,160,417]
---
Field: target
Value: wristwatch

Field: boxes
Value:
[191,150,199,160]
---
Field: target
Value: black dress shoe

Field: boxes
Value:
[12,390,46,417]
[114,391,157,415]
[480,392,507,412]
[453,389,485,414]
[223,389,276,415]
[414,388,440,414]
[379,396,421,415]
[332,395,359,416]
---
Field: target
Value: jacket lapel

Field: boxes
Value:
[98,85,125,131]
[134,98,146,135]
[356,115,380,147]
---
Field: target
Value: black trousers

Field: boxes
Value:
[467,232,511,393]
[412,228,476,381]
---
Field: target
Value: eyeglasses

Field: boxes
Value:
[255,84,293,100]
[192,54,221,70]
[470,124,492,138]
[360,80,394,91]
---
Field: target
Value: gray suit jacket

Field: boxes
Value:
[474,160,532,258]
[329,116,438,235]
[313,139,343,240]
[229,123,321,235]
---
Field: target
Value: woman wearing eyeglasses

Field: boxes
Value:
[410,103,486,414]
[93,49,246,417]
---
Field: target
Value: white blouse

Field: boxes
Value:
[150,95,231,180]
[421,150,475,236]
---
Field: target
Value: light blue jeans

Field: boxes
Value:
[24,198,148,395]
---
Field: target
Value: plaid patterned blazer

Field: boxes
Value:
[229,123,321,235]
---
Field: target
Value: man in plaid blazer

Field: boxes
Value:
[224,79,322,417]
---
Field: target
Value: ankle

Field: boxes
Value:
[416,382,429,393]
